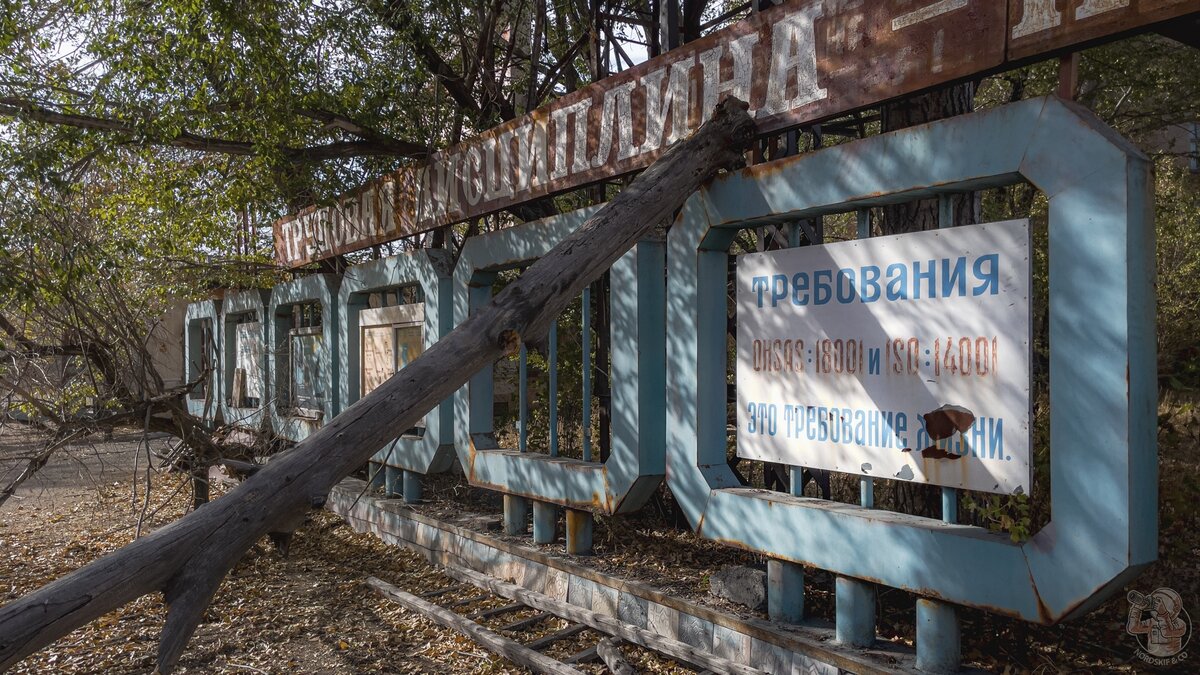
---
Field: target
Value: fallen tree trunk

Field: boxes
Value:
[0,97,755,673]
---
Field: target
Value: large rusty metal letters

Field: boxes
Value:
[275,0,1198,266]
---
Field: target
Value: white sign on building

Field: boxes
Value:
[234,322,264,403]
[736,220,1032,495]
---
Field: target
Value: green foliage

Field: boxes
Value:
[492,272,595,459]
[1154,159,1200,388]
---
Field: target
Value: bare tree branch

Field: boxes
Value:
[0,96,428,161]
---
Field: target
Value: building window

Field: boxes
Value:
[231,316,263,408]
[286,302,325,418]
[360,300,425,434]
[187,319,215,400]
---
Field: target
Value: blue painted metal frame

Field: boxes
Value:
[219,289,272,430]
[665,96,1156,622]
[337,250,456,475]
[268,274,340,442]
[184,299,221,423]
[452,205,666,514]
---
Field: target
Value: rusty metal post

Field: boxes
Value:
[565,508,593,555]
[835,576,876,647]
[768,559,804,623]
[916,598,960,673]
[503,495,529,535]
[1057,52,1078,101]
[532,501,557,544]
[402,470,422,504]
[384,465,402,498]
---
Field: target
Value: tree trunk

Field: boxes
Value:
[880,82,978,520]
[880,82,980,234]
[0,98,756,674]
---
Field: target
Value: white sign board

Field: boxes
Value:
[736,220,1032,495]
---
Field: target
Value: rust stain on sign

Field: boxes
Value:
[904,403,976,459]
[923,403,976,441]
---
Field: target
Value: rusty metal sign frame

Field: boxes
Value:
[272,0,1196,268]
[665,96,1156,623]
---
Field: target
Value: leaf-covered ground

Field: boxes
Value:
[1,434,523,673]
[0,428,693,673]
[3,402,1198,674]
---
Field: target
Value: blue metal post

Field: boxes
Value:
[857,209,875,511]
[402,470,422,504]
[532,501,557,544]
[860,478,874,508]
[916,598,961,673]
[769,468,806,623]
[368,462,385,490]
[565,508,593,555]
[920,194,963,671]
[768,215,814,625]
[503,495,529,535]
[842,353,878,650]
[782,469,809,623]
[384,465,402,498]
[942,487,958,523]
[789,467,803,495]
[519,342,528,453]
[836,576,876,647]
[581,289,592,462]
[938,193,955,230]
[856,208,871,239]
[548,320,558,457]
[768,559,804,623]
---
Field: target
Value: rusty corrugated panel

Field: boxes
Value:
[273,0,1008,267]
[1007,0,1200,61]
